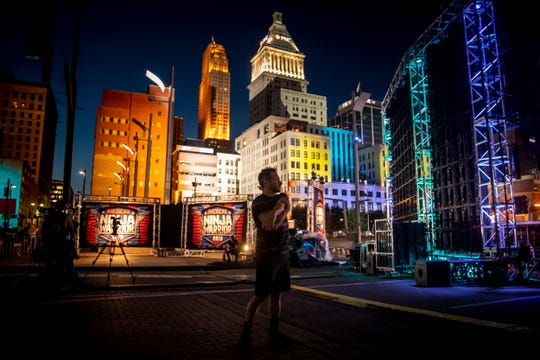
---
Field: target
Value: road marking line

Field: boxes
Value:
[450,295,540,309]
[291,284,540,336]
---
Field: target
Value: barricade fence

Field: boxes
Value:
[1,234,38,257]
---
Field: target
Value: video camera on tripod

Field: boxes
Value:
[112,217,121,236]
[82,215,135,285]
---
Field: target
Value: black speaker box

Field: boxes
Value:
[415,260,450,287]
[366,253,376,275]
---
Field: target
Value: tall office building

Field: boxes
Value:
[236,115,331,198]
[91,86,172,202]
[0,75,58,210]
[247,12,326,127]
[328,98,384,147]
[328,98,386,185]
[198,38,231,143]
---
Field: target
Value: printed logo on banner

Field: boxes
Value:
[80,203,153,247]
[189,203,246,249]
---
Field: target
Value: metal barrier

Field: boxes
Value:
[1,234,38,257]
[151,248,207,257]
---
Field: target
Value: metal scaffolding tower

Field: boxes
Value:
[408,56,435,254]
[463,0,516,251]
[382,0,515,255]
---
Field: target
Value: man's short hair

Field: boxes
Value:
[258,167,277,187]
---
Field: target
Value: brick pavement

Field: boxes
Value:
[1,246,539,359]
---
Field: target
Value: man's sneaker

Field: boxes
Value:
[236,335,252,352]
[268,332,294,349]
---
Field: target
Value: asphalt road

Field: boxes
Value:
[1,262,539,359]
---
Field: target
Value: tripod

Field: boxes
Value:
[83,234,136,286]
[9,247,47,289]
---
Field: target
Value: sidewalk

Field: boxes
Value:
[1,246,235,269]
[1,246,354,289]
[0,246,257,289]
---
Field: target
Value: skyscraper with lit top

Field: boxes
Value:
[198,38,231,146]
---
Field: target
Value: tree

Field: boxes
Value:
[326,205,345,232]
[290,205,307,230]
[345,209,386,234]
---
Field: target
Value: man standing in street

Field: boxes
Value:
[237,167,294,352]
[41,200,76,289]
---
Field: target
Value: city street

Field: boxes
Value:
[1,252,539,359]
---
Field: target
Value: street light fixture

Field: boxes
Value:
[79,169,87,197]
[116,160,130,196]
[132,116,153,200]
[113,172,124,195]
[145,67,174,204]
[351,83,371,244]
[122,143,137,197]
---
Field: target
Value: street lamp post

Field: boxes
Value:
[351,83,371,243]
[3,178,16,229]
[79,169,87,197]
[192,178,198,198]
[306,169,326,234]
[132,115,152,201]
[113,172,124,196]
[145,67,174,204]
[310,170,317,233]
[123,143,137,198]
[116,160,129,197]
[365,188,371,235]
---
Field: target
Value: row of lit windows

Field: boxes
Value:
[285,95,323,107]
[99,141,136,149]
[1,150,37,169]
[216,187,237,194]
[288,138,328,150]
[3,134,40,144]
[7,135,39,151]
[1,109,43,119]
[218,168,238,175]
[3,98,42,111]
[2,90,44,102]
[101,116,128,124]
[325,188,385,198]
[1,118,43,128]
[218,159,237,166]
[2,125,41,137]
[288,186,384,201]
[290,162,328,172]
[99,128,128,136]
[217,178,237,185]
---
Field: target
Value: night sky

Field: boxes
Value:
[2,1,532,193]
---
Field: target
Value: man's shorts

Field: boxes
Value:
[254,248,291,297]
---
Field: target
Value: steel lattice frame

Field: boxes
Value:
[383,0,515,255]
[408,57,436,255]
[463,0,516,250]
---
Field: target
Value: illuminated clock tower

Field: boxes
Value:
[248,12,326,126]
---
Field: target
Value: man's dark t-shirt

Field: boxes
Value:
[252,192,289,254]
